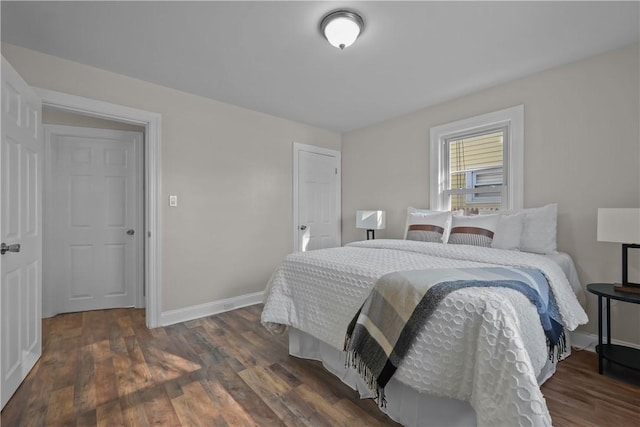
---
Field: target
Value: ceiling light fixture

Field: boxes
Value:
[320,10,365,50]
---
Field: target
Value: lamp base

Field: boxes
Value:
[614,283,640,294]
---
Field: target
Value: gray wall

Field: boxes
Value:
[3,43,341,312]
[342,43,640,342]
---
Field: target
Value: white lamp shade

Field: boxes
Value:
[356,210,386,230]
[597,208,640,243]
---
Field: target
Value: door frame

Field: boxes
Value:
[43,125,144,315]
[292,142,341,252]
[35,88,162,328]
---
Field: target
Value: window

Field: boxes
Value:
[429,105,524,212]
[447,129,505,210]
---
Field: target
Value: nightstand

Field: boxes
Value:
[587,283,640,374]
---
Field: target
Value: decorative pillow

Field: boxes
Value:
[404,208,452,243]
[403,207,435,239]
[404,206,438,240]
[491,213,524,250]
[448,214,499,247]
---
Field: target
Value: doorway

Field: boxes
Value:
[36,88,162,328]
[292,142,341,252]
[44,124,144,316]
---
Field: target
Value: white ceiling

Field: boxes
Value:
[2,1,639,132]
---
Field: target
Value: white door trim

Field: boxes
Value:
[34,88,162,328]
[292,142,341,252]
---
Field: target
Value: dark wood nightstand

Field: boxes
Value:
[587,283,640,374]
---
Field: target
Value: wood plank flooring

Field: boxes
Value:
[2,305,639,426]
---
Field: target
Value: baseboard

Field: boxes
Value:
[160,291,264,326]
[570,330,640,353]
[570,331,598,352]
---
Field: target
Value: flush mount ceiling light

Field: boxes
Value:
[320,10,365,50]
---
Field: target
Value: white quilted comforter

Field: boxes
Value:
[261,240,588,426]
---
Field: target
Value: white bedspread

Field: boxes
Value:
[261,240,588,426]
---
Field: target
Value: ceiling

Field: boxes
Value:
[2,1,639,132]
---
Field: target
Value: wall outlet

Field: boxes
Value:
[169,195,178,207]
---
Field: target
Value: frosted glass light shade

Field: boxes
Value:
[597,208,640,243]
[356,210,386,230]
[321,10,364,50]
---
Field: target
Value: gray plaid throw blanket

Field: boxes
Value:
[343,266,564,405]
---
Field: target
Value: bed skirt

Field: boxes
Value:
[288,327,568,427]
[289,327,475,426]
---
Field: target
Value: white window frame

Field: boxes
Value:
[429,105,524,211]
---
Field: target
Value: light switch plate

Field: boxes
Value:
[169,195,178,207]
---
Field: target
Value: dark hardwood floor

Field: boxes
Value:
[2,305,639,426]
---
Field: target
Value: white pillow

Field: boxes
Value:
[448,214,500,247]
[519,203,558,254]
[403,207,435,239]
[405,208,452,243]
[495,203,558,254]
[491,213,524,250]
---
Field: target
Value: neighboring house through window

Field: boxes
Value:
[429,105,524,212]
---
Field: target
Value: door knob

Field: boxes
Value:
[126,229,135,235]
[0,243,20,255]
[299,225,307,230]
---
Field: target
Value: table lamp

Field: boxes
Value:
[356,210,386,240]
[597,208,640,293]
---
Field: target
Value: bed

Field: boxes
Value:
[261,209,588,426]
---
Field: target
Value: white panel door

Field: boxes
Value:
[45,126,142,315]
[294,144,341,252]
[1,57,42,409]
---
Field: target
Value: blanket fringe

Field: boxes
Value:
[548,330,567,362]
[344,317,386,407]
[345,350,387,408]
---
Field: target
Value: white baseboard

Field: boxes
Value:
[160,291,264,327]
[570,331,598,352]
[570,330,640,353]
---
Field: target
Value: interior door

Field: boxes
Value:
[1,57,43,409]
[294,143,341,252]
[45,126,142,315]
